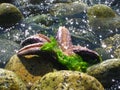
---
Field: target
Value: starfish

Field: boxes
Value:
[17,26,102,71]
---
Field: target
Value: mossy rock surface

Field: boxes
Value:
[5,54,59,88]
[87,4,116,18]
[31,70,104,90]
[0,3,23,27]
[87,58,120,88]
[0,68,26,90]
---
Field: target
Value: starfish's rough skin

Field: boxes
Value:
[17,26,101,64]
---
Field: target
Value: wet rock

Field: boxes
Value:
[101,34,120,58]
[0,3,23,27]
[87,58,120,88]
[31,70,104,90]
[0,0,14,3]
[49,1,88,17]
[95,48,111,60]
[0,68,26,90]
[5,54,65,88]
[87,4,120,39]
[71,30,101,49]
[29,0,77,4]
[19,4,50,17]
[87,4,116,18]
[110,0,120,7]
[48,1,89,38]
[45,0,78,3]
[0,39,20,68]
[88,17,120,39]
[83,0,116,6]
[29,0,44,4]
[25,14,55,26]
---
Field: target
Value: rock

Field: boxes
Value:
[49,1,88,17]
[0,68,26,90]
[45,0,78,3]
[110,0,120,7]
[31,70,104,90]
[71,30,101,49]
[19,4,49,17]
[25,14,55,26]
[48,1,89,36]
[0,39,20,68]
[87,58,120,88]
[88,17,120,39]
[5,54,65,88]
[95,48,111,60]
[101,34,120,58]
[0,3,23,27]
[87,4,116,18]
[87,4,120,39]
[29,0,78,4]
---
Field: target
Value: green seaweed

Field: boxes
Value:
[56,50,88,72]
[41,37,88,72]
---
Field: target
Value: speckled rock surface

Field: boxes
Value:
[0,3,23,27]
[5,54,53,88]
[101,34,120,58]
[87,58,120,88]
[31,70,104,90]
[5,54,64,88]
[0,68,26,90]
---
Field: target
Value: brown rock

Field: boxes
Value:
[5,54,62,88]
[31,70,104,90]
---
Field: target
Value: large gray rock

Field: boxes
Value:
[87,58,120,88]
[0,68,26,90]
[31,70,104,90]
[0,39,20,68]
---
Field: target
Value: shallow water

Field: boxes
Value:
[0,0,120,89]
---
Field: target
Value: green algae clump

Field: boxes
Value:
[41,37,89,72]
